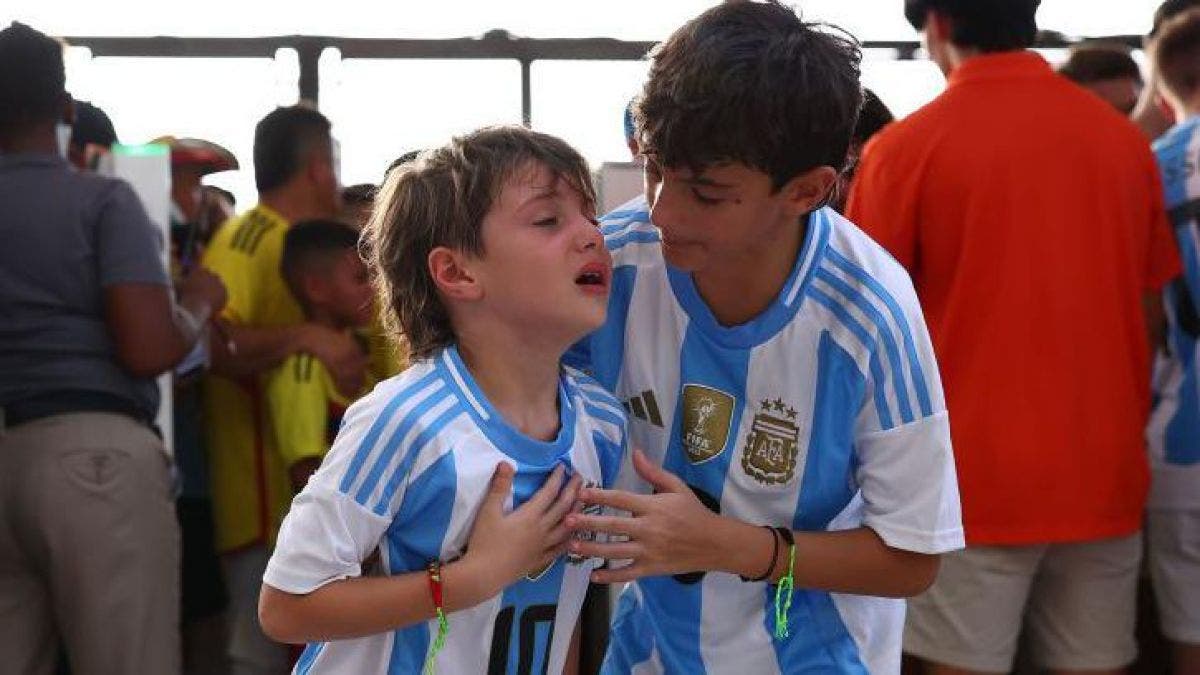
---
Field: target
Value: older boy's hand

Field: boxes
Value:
[301,324,368,396]
[466,462,582,596]
[564,448,726,584]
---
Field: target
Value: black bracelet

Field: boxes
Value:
[740,525,780,582]
[773,526,795,547]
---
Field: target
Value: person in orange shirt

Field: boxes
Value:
[846,1,1181,673]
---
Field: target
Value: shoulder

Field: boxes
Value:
[563,366,626,435]
[206,207,286,259]
[817,208,920,308]
[599,194,663,269]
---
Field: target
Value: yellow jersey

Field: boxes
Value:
[202,204,301,552]
[265,349,373,475]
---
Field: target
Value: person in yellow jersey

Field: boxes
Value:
[202,104,366,675]
[267,219,377,496]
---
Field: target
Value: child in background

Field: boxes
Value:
[267,219,376,492]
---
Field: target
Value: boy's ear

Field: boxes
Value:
[779,165,838,216]
[428,246,482,301]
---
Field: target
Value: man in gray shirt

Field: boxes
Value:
[0,22,226,675]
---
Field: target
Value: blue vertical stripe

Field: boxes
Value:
[601,590,656,674]
[385,451,459,673]
[590,265,639,392]
[639,322,751,673]
[771,331,867,672]
[488,458,572,674]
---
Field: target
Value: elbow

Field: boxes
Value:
[114,343,184,378]
[258,586,305,645]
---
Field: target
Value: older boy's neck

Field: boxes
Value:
[456,333,562,442]
[693,215,807,327]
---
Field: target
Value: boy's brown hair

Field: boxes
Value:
[1155,8,1200,102]
[636,0,862,192]
[363,125,596,360]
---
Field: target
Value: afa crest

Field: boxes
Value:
[681,384,735,464]
[742,398,801,486]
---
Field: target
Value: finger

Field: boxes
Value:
[632,448,687,493]
[568,538,642,561]
[578,486,647,514]
[481,462,516,513]
[525,464,566,510]
[542,473,583,525]
[564,512,639,538]
[591,564,648,585]
[542,524,572,550]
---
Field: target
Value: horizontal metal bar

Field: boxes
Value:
[60,32,1143,62]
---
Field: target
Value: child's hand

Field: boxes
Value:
[465,463,582,595]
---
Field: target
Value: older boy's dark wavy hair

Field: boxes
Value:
[635,0,863,192]
[363,126,596,360]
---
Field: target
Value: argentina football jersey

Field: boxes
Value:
[1147,117,1200,510]
[569,196,964,674]
[264,345,626,675]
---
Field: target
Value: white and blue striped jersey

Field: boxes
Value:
[264,345,627,675]
[569,196,964,675]
[1147,116,1200,510]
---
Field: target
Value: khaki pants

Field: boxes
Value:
[905,534,1142,673]
[0,412,180,675]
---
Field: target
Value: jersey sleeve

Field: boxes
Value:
[95,180,170,288]
[266,354,331,470]
[851,267,964,555]
[263,395,393,594]
[845,133,921,272]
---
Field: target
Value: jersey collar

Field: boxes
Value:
[666,206,832,349]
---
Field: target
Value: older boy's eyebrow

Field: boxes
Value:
[684,175,736,190]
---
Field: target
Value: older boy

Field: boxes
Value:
[564,3,963,673]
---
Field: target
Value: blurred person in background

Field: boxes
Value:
[0,22,226,675]
[201,104,361,675]
[848,0,1180,672]
[1058,42,1144,115]
[1145,9,1200,673]
[66,99,116,171]
[1134,0,1200,139]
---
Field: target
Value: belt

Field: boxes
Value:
[1,390,152,430]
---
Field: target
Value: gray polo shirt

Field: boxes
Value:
[0,153,169,418]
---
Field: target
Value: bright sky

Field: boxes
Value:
[2,1,1164,206]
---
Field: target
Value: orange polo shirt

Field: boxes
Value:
[846,51,1180,545]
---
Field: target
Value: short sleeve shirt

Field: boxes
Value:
[0,153,168,418]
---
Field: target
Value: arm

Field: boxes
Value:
[105,267,226,378]
[567,450,938,598]
[210,320,368,396]
[259,463,583,644]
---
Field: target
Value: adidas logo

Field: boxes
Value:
[622,390,663,428]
